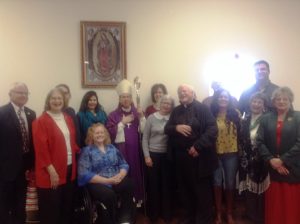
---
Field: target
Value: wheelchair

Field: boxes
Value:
[72,186,136,224]
[72,186,95,224]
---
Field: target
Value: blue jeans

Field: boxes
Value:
[213,152,238,190]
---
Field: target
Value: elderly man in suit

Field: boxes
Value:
[0,82,36,224]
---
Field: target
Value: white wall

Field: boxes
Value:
[1,0,300,115]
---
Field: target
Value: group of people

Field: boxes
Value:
[0,80,144,224]
[0,59,300,224]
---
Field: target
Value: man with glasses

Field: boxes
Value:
[0,82,36,224]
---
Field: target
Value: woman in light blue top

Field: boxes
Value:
[78,123,134,224]
[77,91,107,146]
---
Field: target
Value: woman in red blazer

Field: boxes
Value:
[33,87,79,224]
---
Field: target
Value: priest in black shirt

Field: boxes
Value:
[165,84,218,224]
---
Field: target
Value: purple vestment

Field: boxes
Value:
[106,105,144,201]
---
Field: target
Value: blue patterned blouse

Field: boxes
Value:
[78,144,129,187]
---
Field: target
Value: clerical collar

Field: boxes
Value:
[182,100,194,108]
[154,112,170,120]
[121,106,131,112]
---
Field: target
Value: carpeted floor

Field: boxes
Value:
[26,197,257,224]
[135,200,255,224]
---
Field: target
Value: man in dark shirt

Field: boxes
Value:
[239,60,278,115]
[165,84,218,224]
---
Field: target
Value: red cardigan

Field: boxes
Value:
[33,112,79,188]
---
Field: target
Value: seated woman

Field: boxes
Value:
[78,123,134,224]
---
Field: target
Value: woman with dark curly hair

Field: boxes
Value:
[210,89,241,224]
[77,91,107,146]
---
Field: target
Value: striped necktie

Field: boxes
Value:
[17,108,29,153]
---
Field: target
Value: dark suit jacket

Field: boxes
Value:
[0,103,36,181]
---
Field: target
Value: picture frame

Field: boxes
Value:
[81,21,126,87]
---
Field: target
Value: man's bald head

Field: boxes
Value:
[9,82,29,107]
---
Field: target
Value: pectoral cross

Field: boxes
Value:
[126,123,132,128]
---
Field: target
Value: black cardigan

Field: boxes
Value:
[257,110,300,183]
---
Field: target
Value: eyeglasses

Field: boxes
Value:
[12,91,30,96]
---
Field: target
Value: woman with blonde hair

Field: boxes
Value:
[33,87,79,224]
[257,87,300,224]
[78,123,134,224]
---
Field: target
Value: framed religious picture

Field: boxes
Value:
[81,21,126,87]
